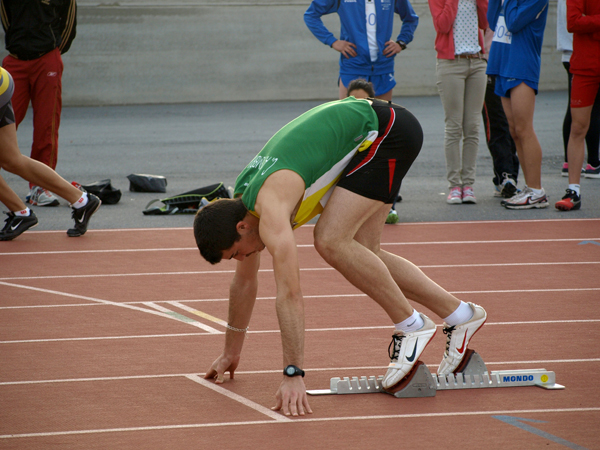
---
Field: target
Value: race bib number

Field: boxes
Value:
[493,15,512,45]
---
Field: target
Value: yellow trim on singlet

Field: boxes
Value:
[0,67,10,96]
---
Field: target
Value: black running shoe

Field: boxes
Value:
[0,211,39,241]
[67,194,101,237]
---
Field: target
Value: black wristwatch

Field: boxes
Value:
[396,40,407,50]
[283,365,305,377]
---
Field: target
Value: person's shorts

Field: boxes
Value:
[494,76,538,98]
[571,74,600,108]
[336,99,423,204]
[340,72,396,97]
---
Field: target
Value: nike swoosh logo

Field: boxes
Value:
[77,211,86,224]
[457,334,468,354]
[406,338,418,362]
[10,220,22,231]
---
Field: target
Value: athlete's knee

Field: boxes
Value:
[3,152,32,177]
[313,226,342,262]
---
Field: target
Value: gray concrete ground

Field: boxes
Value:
[3,90,599,234]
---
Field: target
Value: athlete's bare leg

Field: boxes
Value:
[0,124,82,205]
[501,83,542,189]
[0,174,27,211]
[314,186,460,323]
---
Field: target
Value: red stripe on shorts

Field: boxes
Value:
[346,107,396,176]
[388,159,396,194]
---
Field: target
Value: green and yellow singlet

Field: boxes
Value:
[234,97,379,228]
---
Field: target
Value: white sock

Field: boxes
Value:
[72,192,89,209]
[395,309,424,333]
[568,184,580,196]
[443,301,473,327]
[529,187,544,195]
[14,208,31,217]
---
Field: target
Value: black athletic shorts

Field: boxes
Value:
[336,99,423,204]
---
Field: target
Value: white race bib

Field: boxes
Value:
[492,14,512,45]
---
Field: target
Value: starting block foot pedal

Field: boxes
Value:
[383,361,436,398]
[453,349,488,376]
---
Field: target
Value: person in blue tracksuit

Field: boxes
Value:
[304,0,419,101]
[486,0,549,210]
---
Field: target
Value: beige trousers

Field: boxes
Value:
[436,57,487,188]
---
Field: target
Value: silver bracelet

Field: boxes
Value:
[226,323,249,333]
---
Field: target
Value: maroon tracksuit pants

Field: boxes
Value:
[2,48,63,186]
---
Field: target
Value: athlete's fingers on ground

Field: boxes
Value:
[302,395,313,414]
[271,394,283,412]
[284,392,300,417]
[203,367,217,380]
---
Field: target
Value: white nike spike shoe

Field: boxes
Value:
[382,314,437,390]
[438,302,487,375]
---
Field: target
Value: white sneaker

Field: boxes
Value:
[501,187,548,210]
[382,314,437,389]
[27,186,60,207]
[438,303,487,375]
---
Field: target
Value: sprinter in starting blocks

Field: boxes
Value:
[307,349,564,398]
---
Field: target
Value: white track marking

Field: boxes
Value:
[2,358,599,386]
[168,301,227,327]
[185,374,291,422]
[1,261,599,282]
[0,281,217,330]
[1,237,599,256]
[2,319,599,344]
[1,288,599,310]
[143,302,221,333]
[0,408,598,439]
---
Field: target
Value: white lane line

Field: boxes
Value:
[2,320,599,345]
[0,281,213,329]
[0,407,598,439]
[1,261,599,281]
[143,302,221,333]
[185,374,290,422]
[0,248,197,256]
[2,358,599,386]
[1,237,598,256]
[168,301,227,327]
[2,287,599,310]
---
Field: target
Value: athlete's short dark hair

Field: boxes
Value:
[193,198,248,264]
[346,79,375,98]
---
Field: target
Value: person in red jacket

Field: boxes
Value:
[1,0,77,207]
[428,0,489,205]
[556,0,600,210]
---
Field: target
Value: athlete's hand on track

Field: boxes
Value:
[383,40,403,57]
[204,353,239,384]
[272,377,313,417]
[332,40,357,58]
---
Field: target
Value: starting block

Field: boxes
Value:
[306,350,565,398]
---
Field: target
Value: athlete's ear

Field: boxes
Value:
[236,220,250,235]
